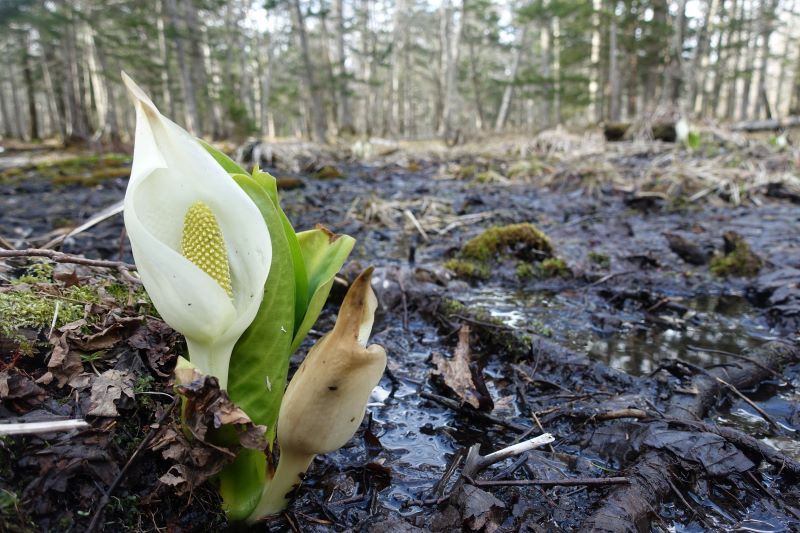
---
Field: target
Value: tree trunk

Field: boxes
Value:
[156,0,174,118]
[552,16,561,124]
[182,0,213,136]
[164,0,201,134]
[754,0,777,118]
[22,32,39,140]
[589,0,603,122]
[389,0,409,136]
[689,0,719,114]
[334,0,353,133]
[440,0,465,140]
[291,0,328,143]
[739,11,757,120]
[40,44,65,141]
[495,26,527,131]
[0,77,10,137]
[724,0,743,119]
[93,32,121,146]
[256,27,275,137]
[318,6,340,136]
[359,0,373,136]
[467,37,485,131]
[62,18,89,144]
[608,3,622,122]
[665,0,688,105]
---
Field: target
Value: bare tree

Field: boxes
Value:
[291,0,328,142]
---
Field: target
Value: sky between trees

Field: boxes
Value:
[0,0,796,145]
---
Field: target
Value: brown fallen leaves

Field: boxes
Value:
[87,369,135,417]
[151,370,268,494]
[38,312,143,387]
[432,325,494,411]
[0,369,47,412]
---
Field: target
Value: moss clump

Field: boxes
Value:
[0,289,87,352]
[52,165,130,186]
[516,262,535,280]
[507,161,532,179]
[15,262,55,284]
[463,223,553,263]
[475,170,507,183]
[314,165,343,179]
[452,164,476,180]
[445,223,567,281]
[276,177,305,190]
[539,257,571,278]
[709,232,762,277]
[588,251,610,268]
[444,258,489,280]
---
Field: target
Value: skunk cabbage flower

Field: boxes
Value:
[122,72,271,389]
[248,268,386,520]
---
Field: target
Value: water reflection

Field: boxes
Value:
[460,288,772,376]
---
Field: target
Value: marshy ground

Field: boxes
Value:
[1,129,799,532]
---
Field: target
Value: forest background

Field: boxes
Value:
[0,0,794,146]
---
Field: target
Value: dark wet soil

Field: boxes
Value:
[1,140,799,532]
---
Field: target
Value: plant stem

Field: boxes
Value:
[247,448,314,523]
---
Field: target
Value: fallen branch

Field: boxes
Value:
[0,419,89,436]
[578,341,800,533]
[470,476,629,488]
[0,248,140,284]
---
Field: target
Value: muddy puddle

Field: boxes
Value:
[460,286,773,375]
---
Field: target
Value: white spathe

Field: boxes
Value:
[122,72,271,389]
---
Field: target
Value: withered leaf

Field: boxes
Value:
[639,428,755,476]
[73,314,141,351]
[87,369,135,417]
[128,319,178,377]
[0,370,47,412]
[457,484,506,532]
[432,325,482,409]
[152,374,268,495]
[39,320,86,387]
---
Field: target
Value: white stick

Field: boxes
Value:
[0,419,89,436]
[483,433,555,464]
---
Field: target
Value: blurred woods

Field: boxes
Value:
[0,0,798,145]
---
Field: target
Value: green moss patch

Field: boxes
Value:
[588,251,610,268]
[314,165,343,179]
[709,232,763,277]
[463,223,552,263]
[446,223,568,281]
[539,258,571,278]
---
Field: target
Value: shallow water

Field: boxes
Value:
[460,286,773,375]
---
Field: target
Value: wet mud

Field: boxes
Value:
[1,137,799,532]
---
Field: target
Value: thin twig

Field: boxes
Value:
[715,375,783,431]
[469,476,629,488]
[403,209,430,242]
[0,234,16,250]
[86,397,178,532]
[420,390,529,432]
[587,270,636,287]
[0,248,140,284]
[686,344,782,378]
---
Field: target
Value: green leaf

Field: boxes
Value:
[291,228,355,352]
[219,448,267,521]
[218,174,296,520]
[197,139,247,175]
[227,174,295,433]
[251,167,309,334]
[687,131,701,151]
